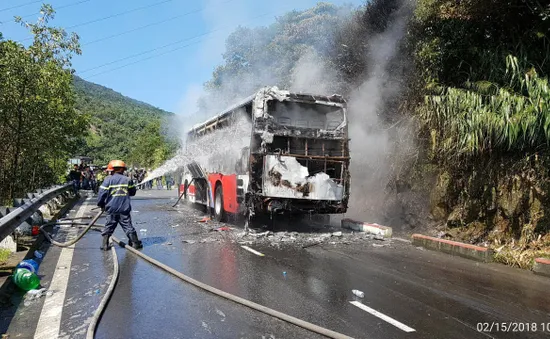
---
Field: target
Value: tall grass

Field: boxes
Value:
[421,55,550,160]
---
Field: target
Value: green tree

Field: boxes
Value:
[0,5,86,204]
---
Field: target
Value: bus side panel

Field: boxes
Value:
[208,173,238,214]
[221,175,238,214]
[208,174,221,209]
[183,172,198,204]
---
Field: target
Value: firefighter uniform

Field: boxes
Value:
[97,160,142,250]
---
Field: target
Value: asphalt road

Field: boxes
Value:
[3,189,550,339]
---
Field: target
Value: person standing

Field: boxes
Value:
[69,164,81,196]
[97,160,143,251]
[166,175,172,190]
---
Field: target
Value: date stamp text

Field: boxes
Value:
[477,322,550,333]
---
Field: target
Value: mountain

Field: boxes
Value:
[72,76,177,168]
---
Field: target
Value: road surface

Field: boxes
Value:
[2,189,550,339]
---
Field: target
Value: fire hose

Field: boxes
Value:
[41,211,354,339]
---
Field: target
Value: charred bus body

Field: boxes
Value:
[179,86,350,222]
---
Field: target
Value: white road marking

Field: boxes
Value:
[349,301,416,333]
[241,246,265,257]
[34,198,88,339]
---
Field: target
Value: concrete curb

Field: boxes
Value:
[533,258,550,277]
[411,234,493,263]
[341,219,392,238]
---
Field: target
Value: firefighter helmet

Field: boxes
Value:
[106,162,114,172]
[110,160,126,169]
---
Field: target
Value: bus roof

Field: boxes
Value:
[187,87,346,136]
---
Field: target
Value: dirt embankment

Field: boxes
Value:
[391,153,550,268]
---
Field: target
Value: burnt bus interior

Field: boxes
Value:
[248,97,349,215]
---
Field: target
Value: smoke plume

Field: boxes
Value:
[345,0,415,223]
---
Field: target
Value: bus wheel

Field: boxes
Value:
[214,183,226,222]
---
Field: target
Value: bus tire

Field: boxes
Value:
[214,183,226,222]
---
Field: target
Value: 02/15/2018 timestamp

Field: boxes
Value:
[477,322,550,333]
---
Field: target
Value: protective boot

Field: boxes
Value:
[128,232,143,249]
[100,235,110,251]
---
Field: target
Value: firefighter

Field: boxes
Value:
[97,160,143,251]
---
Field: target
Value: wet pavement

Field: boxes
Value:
[3,189,550,338]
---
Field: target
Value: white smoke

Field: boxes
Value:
[144,113,251,182]
[290,49,340,95]
[345,0,415,222]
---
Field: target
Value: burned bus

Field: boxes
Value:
[178,86,350,224]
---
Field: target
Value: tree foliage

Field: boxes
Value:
[422,56,550,160]
[0,6,86,204]
[203,2,352,109]
[412,0,550,161]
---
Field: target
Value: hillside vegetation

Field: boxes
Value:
[73,76,178,168]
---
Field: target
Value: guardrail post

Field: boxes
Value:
[15,220,32,236]
[13,198,24,207]
[0,207,12,218]
[0,183,73,246]
[0,234,17,252]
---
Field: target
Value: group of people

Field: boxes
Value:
[68,163,98,194]
[139,175,175,190]
[68,159,144,251]
[126,168,148,185]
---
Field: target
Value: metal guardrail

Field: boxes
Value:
[0,183,73,242]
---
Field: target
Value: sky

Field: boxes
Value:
[0,0,363,113]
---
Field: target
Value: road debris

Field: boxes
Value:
[183,240,196,244]
[24,288,53,306]
[198,217,210,223]
[215,226,231,232]
[201,321,211,333]
[352,289,365,298]
[332,231,343,237]
[373,235,386,241]
[216,308,226,321]
[200,237,218,243]
[250,231,271,237]
[241,245,265,256]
